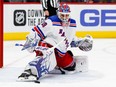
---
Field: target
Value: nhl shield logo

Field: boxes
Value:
[14,10,26,26]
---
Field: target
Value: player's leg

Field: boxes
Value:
[18,47,57,81]
[50,52,88,74]
[57,56,88,74]
[50,51,76,74]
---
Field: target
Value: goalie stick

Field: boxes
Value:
[15,41,37,51]
[15,38,64,52]
[15,43,24,46]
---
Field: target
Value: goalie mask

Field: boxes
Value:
[58,4,71,22]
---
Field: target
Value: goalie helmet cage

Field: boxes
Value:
[0,0,3,68]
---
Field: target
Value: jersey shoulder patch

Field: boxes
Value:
[41,21,47,27]
[48,15,62,26]
[69,19,76,27]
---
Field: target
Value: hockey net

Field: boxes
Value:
[0,1,3,68]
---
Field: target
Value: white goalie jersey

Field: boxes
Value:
[31,15,77,54]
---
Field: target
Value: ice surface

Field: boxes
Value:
[1,39,116,87]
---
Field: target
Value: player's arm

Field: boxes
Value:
[22,19,53,53]
[70,35,93,51]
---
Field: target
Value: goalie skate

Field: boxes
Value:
[17,69,37,82]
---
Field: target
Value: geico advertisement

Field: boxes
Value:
[70,4,116,31]
[4,4,116,32]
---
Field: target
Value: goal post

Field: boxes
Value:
[0,0,3,68]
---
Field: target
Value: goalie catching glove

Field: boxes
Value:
[22,32,40,53]
[71,35,93,51]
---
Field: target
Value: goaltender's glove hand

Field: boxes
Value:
[78,35,93,51]
[22,34,38,53]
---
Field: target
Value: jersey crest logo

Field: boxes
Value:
[41,22,47,27]
[59,29,65,37]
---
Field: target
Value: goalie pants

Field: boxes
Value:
[55,49,76,71]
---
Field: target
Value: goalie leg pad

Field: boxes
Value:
[74,56,88,72]
[23,49,56,81]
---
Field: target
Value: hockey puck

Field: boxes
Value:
[34,80,40,83]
